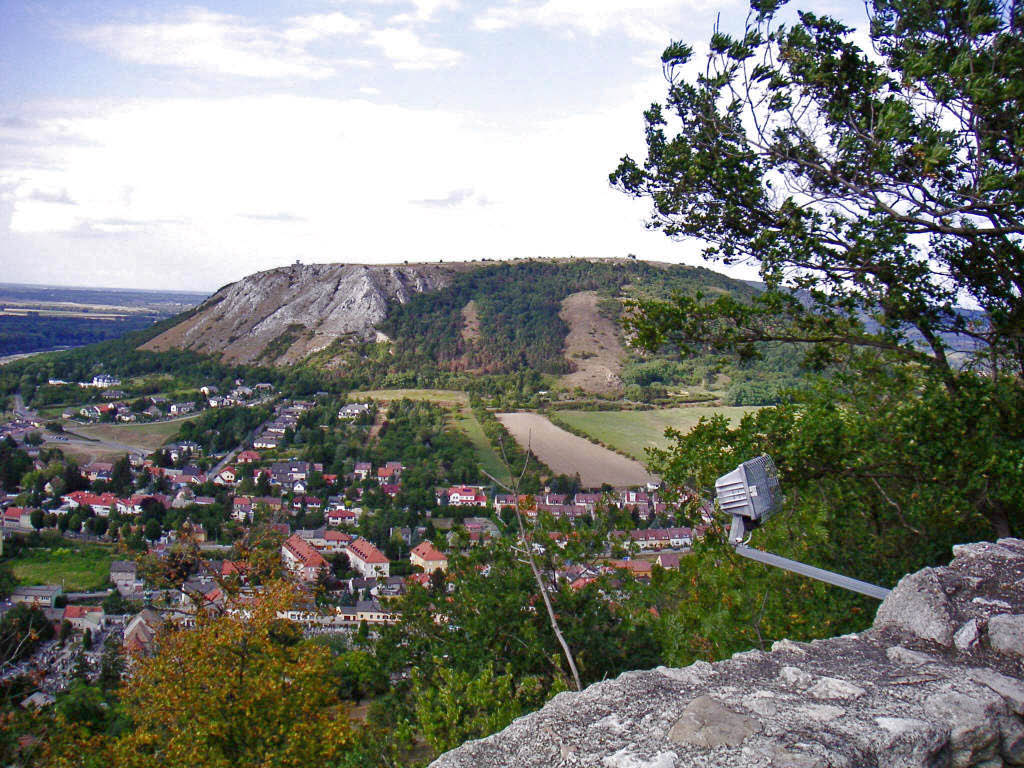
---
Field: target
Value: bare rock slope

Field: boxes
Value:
[141,263,457,364]
[432,539,1024,768]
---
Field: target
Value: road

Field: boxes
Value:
[12,393,34,420]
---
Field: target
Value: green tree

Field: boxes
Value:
[607,0,1024,660]
[612,0,1024,384]
[98,634,125,692]
[143,519,161,542]
[29,509,44,530]
[611,0,1024,536]
[53,582,354,767]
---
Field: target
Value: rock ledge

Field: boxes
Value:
[430,539,1024,768]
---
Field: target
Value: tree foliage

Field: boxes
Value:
[606,0,1024,668]
[56,582,353,768]
[612,0,1024,380]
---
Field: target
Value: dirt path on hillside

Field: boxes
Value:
[496,412,655,488]
[460,301,481,343]
[558,291,625,396]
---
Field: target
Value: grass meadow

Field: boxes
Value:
[553,406,761,461]
[11,543,117,591]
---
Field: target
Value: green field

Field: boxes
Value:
[10,544,117,591]
[450,411,512,486]
[74,416,195,451]
[554,406,762,460]
[350,388,469,406]
[351,388,511,485]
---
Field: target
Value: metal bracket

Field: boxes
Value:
[730,516,891,600]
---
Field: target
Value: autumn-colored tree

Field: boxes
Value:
[52,581,353,768]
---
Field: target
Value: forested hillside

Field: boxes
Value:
[381,259,755,374]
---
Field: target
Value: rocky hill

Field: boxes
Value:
[139,259,769,393]
[141,262,465,364]
[431,538,1024,768]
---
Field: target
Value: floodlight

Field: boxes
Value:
[715,454,782,542]
[715,455,890,600]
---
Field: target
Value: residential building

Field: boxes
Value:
[338,403,370,419]
[346,537,390,578]
[10,585,62,607]
[281,534,328,582]
[410,541,448,574]
[111,560,143,596]
[123,609,164,655]
[439,485,487,507]
[63,605,104,633]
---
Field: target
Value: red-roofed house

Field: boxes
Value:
[63,491,119,516]
[326,508,360,526]
[281,535,328,582]
[346,537,390,578]
[410,541,448,574]
[323,529,353,553]
[2,507,31,529]
[406,572,431,588]
[63,605,104,632]
[291,495,322,511]
[440,486,487,507]
[236,450,261,464]
[221,560,248,580]
[376,462,403,484]
[655,552,683,569]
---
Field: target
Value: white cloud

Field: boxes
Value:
[475,0,730,42]
[366,28,463,69]
[0,88,716,290]
[390,0,461,23]
[283,12,365,44]
[77,8,363,80]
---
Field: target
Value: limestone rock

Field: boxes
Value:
[922,688,1006,767]
[969,668,1024,716]
[887,646,938,667]
[874,567,955,646]
[955,619,982,651]
[141,262,458,364]
[429,539,1024,768]
[999,715,1024,765]
[667,695,761,748]
[989,614,1024,658]
[806,677,866,700]
[779,666,813,689]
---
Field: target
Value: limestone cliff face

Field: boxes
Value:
[141,262,457,364]
[431,539,1024,768]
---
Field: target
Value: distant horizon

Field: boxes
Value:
[0,280,211,296]
[0,255,761,294]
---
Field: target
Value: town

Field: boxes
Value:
[0,382,706,702]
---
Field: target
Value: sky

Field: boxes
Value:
[0,0,863,292]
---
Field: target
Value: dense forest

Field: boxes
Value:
[380,259,757,374]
